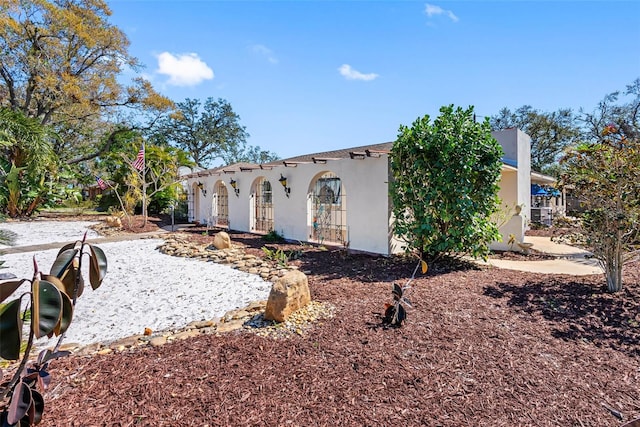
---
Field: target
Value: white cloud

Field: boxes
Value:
[251,44,278,64]
[338,64,379,81]
[155,52,214,87]
[424,3,459,22]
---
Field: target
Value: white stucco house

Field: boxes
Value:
[184,129,533,255]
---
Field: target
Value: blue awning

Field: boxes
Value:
[548,188,561,197]
[531,184,548,196]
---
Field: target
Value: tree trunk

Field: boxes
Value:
[604,237,624,293]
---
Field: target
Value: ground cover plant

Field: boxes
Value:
[29,225,639,427]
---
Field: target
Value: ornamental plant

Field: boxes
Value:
[382,260,427,327]
[390,105,503,262]
[0,233,107,425]
[560,123,640,292]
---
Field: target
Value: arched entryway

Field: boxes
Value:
[307,171,347,245]
[250,177,274,233]
[211,180,229,228]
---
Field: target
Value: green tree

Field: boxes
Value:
[390,105,504,261]
[561,81,640,293]
[0,0,174,165]
[560,123,640,293]
[0,108,60,217]
[96,133,193,226]
[490,106,579,174]
[162,97,277,167]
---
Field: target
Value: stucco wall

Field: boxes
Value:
[492,129,531,221]
[187,156,391,254]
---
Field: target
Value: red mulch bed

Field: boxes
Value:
[28,223,640,426]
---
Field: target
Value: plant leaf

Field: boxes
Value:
[392,283,403,300]
[421,260,428,274]
[49,248,79,278]
[32,279,63,339]
[0,298,23,360]
[30,389,45,425]
[0,279,26,304]
[37,349,70,366]
[7,381,32,425]
[61,263,84,299]
[88,244,107,290]
[56,242,78,258]
[395,304,407,325]
[53,291,73,336]
[37,369,51,390]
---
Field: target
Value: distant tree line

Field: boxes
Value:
[490,78,640,177]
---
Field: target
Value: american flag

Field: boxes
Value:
[95,176,108,190]
[132,144,145,171]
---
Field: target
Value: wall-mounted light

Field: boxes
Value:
[229,178,239,197]
[278,174,291,198]
[196,181,207,197]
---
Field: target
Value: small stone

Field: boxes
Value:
[75,342,102,355]
[59,342,81,351]
[97,348,113,355]
[149,336,167,347]
[199,326,217,335]
[245,300,267,311]
[231,309,251,319]
[217,319,245,333]
[187,320,215,329]
[173,330,200,340]
[110,336,141,349]
[213,231,232,249]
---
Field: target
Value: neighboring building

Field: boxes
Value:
[185,129,533,255]
[530,171,565,226]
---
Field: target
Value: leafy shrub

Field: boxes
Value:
[261,246,302,267]
[0,234,107,426]
[262,229,285,243]
[390,105,503,261]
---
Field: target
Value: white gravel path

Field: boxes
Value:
[0,220,100,249]
[0,221,271,347]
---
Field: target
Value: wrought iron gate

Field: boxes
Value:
[308,172,347,245]
[251,177,274,233]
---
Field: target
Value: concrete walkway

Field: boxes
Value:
[486,236,603,276]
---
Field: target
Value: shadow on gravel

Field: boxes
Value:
[483,279,640,358]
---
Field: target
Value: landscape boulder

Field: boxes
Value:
[264,270,311,322]
[213,231,232,249]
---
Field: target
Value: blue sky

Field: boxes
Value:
[108,0,640,162]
